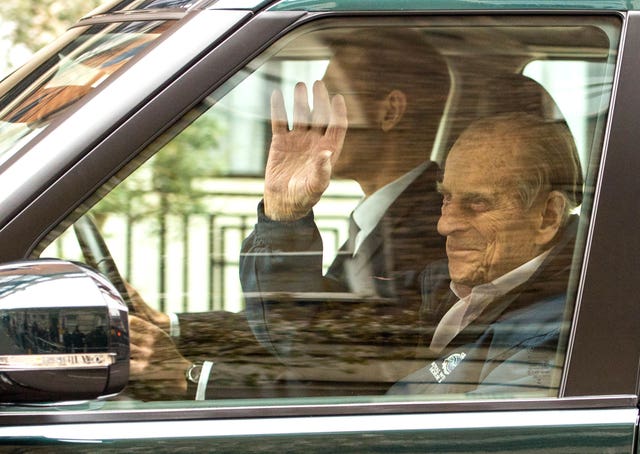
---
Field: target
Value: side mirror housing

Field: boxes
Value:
[0,259,129,403]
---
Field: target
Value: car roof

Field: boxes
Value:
[85,0,640,17]
[269,0,639,12]
[82,0,274,18]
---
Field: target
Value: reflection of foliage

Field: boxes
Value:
[1,0,102,54]
[152,113,226,206]
[94,113,225,220]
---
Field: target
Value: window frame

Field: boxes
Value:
[0,8,635,424]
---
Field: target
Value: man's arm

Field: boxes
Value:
[238,81,349,356]
[126,82,348,400]
[240,200,325,294]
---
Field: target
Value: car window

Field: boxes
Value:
[37,15,619,405]
[0,20,174,166]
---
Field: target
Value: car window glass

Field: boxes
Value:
[38,15,619,405]
[0,20,173,166]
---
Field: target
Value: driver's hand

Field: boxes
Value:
[128,314,190,400]
[126,283,170,332]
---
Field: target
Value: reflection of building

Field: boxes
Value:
[1,308,108,354]
[1,30,160,125]
[0,20,169,161]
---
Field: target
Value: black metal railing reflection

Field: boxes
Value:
[106,189,360,313]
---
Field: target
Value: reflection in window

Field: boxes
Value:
[0,20,171,165]
[40,16,619,404]
[524,60,615,165]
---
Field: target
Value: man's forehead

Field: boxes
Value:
[445,133,526,173]
[437,179,501,199]
[441,146,521,197]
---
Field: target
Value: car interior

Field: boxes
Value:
[26,14,619,403]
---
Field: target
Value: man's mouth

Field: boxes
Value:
[446,243,482,253]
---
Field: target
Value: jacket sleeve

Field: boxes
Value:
[239,200,326,295]
[239,200,342,361]
[387,296,565,397]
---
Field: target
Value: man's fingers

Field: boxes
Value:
[326,94,348,165]
[125,283,155,323]
[264,81,345,222]
[310,80,330,132]
[311,150,334,193]
[129,341,151,374]
[130,342,149,360]
[129,315,157,348]
[270,89,288,135]
[129,314,150,331]
[292,82,310,131]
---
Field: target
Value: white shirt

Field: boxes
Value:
[351,162,429,255]
[429,249,551,353]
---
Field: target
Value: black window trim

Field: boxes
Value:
[0,9,635,414]
[0,395,635,426]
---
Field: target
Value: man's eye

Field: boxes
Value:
[468,200,490,212]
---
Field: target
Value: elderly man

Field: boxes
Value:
[388,112,583,396]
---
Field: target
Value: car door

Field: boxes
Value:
[0,1,637,452]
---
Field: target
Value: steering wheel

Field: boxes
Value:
[73,215,135,313]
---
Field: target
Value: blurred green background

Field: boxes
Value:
[0,0,102,76]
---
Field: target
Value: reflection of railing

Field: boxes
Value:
[107,186,361,314]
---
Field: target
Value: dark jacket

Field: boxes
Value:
[237,163,446,389]
[387,216,580,396]
[165,164,443,399]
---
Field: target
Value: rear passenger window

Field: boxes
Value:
[38,15,619,403]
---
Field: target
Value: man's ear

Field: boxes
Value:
[535,190,566,246]
[380,89,407,132]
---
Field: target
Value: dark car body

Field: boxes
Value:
[0,0,637,451]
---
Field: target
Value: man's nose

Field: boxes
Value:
[437,200,469,237]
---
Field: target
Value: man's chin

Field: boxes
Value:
[448,266,485,289]
[449,279,473,298]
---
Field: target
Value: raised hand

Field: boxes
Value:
[263,80,347,221]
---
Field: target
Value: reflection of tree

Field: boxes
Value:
[93,113,224,221]
[0,0,102,69]
[91,113,224,310]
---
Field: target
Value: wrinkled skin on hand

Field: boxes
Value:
[264,80,348,221]
[128,314,191,400]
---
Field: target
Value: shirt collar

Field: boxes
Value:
[351,162,429,253]
[450,249,552,315]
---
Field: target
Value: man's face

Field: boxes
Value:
[437,138,546,289]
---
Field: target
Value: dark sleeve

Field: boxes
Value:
[176,310,289,400]
[388,296,565,397]
[239,200,326,295]
[238,201,347,363]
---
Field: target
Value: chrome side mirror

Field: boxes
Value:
[0,259,129,403]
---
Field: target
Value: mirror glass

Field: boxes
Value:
[0,260,129,402]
